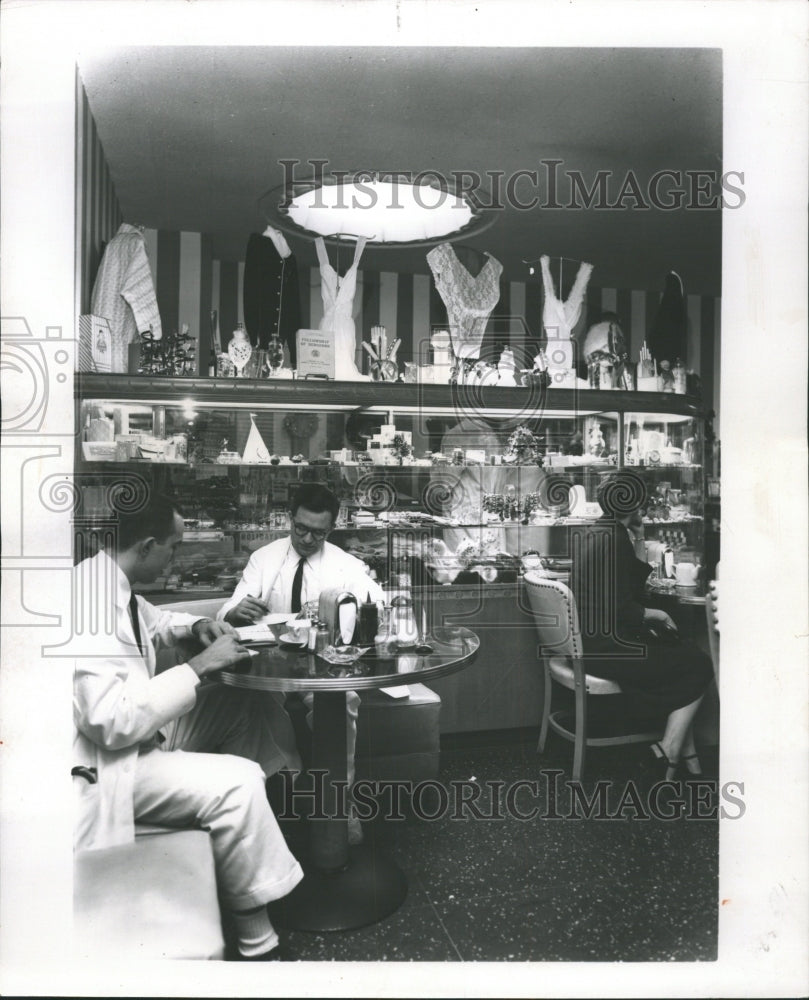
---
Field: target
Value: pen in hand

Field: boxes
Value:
[224,595,269,626]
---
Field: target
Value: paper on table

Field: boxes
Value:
[378,686,411,698]
[234,624,277,642]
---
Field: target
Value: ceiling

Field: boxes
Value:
[78,45,723,295]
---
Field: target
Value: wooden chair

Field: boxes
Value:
[523,572,660,781]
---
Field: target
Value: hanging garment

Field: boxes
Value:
[90,223,162,373]
[426,243,503,359]
[649,271,688,366]
[243,231,302,363]
[315,235,369,380]
[539,254,593,342]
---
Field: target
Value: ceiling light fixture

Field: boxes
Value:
[259,170,496,247]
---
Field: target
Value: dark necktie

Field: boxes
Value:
[290,557,306,614]
[129,591,164,744]
[128,591,144,655]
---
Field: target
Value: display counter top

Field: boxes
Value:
[76,373,703,417]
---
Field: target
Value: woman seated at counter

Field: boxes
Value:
[571,469,714,779]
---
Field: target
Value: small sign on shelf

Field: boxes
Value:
[296,329,335,379]
[78,315,113,373]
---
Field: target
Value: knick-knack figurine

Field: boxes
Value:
[266,334,284,376]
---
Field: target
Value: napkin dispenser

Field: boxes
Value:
[318,588,358,645]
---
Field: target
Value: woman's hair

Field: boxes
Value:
[290,482,340,523]
[596,469,648,518]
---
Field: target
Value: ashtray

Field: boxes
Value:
[317,645,371,665]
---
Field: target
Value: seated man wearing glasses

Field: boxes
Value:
[218,483,384,841]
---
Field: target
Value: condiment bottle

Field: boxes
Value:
[391,595,419,648]
[357,592,379,645]
[374,606,397,658]
[315,621,329,654]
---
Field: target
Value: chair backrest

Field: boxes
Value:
[705,580,719,682]
[523,572,583,659]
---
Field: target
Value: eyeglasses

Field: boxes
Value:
[291,520,330,542]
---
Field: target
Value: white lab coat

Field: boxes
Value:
[217,537,384,791]
[217,536,384,621]
[72,550,204,849]
[72,550,305,910]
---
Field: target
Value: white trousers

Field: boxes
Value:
[135,687,303,911]
[165,684,303,774]
[166,683,359,784]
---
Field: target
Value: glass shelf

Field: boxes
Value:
[74,374,710,592]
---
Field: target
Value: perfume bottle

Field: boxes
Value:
[672,358,687,394]
[267,334,284,376]
[227,323,252,378]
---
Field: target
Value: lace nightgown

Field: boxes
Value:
[426,243,503,360]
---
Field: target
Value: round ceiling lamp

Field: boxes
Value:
[260,170,496,247]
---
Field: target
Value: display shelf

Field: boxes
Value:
[75,372,710,593]
[76,373,703,418]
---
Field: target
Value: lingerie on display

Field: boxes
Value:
[539,254,594,343]
[315,235,369,381]
[426,242,503,362]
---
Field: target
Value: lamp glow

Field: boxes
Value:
[261,171,495,247]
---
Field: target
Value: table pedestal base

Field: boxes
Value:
[268,845,407,932]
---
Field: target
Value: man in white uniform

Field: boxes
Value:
[72,494,303,960]
[218,483,384,841]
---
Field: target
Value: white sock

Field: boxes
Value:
[233,907,279,958]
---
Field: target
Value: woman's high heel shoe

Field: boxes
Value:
[650,742,680,781]
[681,753,703,776]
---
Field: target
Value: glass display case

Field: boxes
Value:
[74,374,708,600]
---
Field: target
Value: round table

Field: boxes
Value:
[216,625,479,932]
[646,579,707,606]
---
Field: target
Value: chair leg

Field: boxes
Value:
[572,676,588,782]
[537,663,552,753]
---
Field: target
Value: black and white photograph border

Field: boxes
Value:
[0,1,807,997]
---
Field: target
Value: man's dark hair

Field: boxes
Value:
[290,483,339,523]
[110,493,183,552]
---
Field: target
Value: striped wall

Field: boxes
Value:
[142,229,213,373]
[75,71,123,318]
[74,76,720,424]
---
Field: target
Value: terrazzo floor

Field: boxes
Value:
[274,730,719,963]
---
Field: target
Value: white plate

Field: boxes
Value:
[279,633,308,647]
